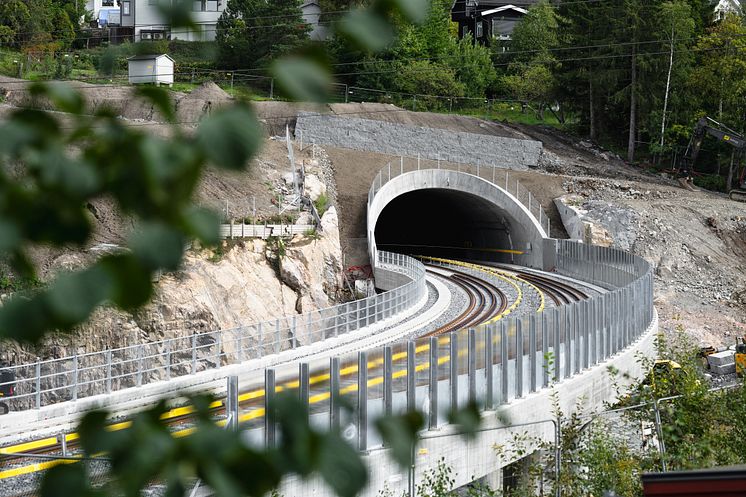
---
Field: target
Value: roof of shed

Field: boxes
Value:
[127,54,175,62]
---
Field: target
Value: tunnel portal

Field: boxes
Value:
[375,188,516,263]
[368,169,547,270]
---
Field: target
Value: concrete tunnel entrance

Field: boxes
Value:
[375,188,517,263]
[367,169,548,274]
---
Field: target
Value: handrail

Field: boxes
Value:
[1,251,427,410]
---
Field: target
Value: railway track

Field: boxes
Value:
[0,257,590,489]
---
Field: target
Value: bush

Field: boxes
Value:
[693,173,726,192]
[313,193,329,217]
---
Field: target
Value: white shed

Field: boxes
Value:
[127,54,174,86]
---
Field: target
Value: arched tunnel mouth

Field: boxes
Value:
[374,188,519,264]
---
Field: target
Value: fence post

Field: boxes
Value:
[515,320,523,399]
[165,341,171,380]
[529,315,537,393]
[330,357,341,431]
[407,341,416,412]
[429,337,438,430]
[275,319,281,355]
[35,359,41,409]
[191,334,197,375]
[485,326,494,408]
[450,334,459,411]
[106,350,112,394]
[383,345,393,417]
[299,362,310,416]
[501,321,509,403]
[358,351,368,451]
[226,376,239,432]
[72,355,79,401]
[265,369,276,448]
[468,329,477,403]
[136,345,143,387]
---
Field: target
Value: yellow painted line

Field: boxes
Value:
[0,458,78,479]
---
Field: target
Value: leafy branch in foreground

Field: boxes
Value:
[0,83,260,343]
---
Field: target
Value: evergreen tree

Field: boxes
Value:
[216,0,311,69]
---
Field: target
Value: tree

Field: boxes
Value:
[0,0,33,47]
[688,13,746,188]
[501,0,562,120]
[216,0,311,69]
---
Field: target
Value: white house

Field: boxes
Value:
[301,1,329,41]
[128,54,175,85]
[120,0,327,43]
[715,0,742,20]
[120,0,225,41]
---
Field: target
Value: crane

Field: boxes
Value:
[678,116,746,202]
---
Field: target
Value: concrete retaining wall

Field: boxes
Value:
[296,114,542,170]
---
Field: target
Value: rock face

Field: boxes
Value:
[554,194,638,250]
[1,208,344,370]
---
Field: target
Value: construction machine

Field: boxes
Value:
[736,336,746,377]
[678,116,746,202]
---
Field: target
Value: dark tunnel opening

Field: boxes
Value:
[374,189,518,263]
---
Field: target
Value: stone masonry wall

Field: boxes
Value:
[295,113,542,170]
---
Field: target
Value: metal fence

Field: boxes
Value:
[220,223,316,240]
[257,238,654,451]
[1,251,426,411]
[367,156,552,236]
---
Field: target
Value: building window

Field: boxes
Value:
[192,0,219,11]
[476,21,483,38]
[141,29,171,41]
[462,25,469,38]
[102,0,114,6]
[122,1,130,15]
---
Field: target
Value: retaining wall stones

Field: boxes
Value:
[295,113,542,170]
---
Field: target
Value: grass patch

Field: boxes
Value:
[313,193,329,217]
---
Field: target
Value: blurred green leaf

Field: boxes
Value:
[156,0,198,29]
[318,432,368,497]
[99,255,153,310]
[336,10,395,52]
[30,82,85,115]
[196,105,262,170]
[183,207,221,245]
[271,57,333,102]
[40,463,95,497]
[375,411,424,468]
[388,0,429,24]
[78,410,119,455]
[135,86,176,123]
[47,266,113,326]
[447,400,482,440]
[0,294,55,343]
[0,220,21,252]
[129,222,185,271]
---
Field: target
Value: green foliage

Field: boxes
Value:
[415,458,455,497]
[693,173,727,192]
[314,193,330,216]
[47,393,366,497]
[0,84,256,343]
[216,0,311,69]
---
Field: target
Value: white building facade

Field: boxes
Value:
[119,0,327,43]
[121,0,225,41]
[715,0,742,20]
